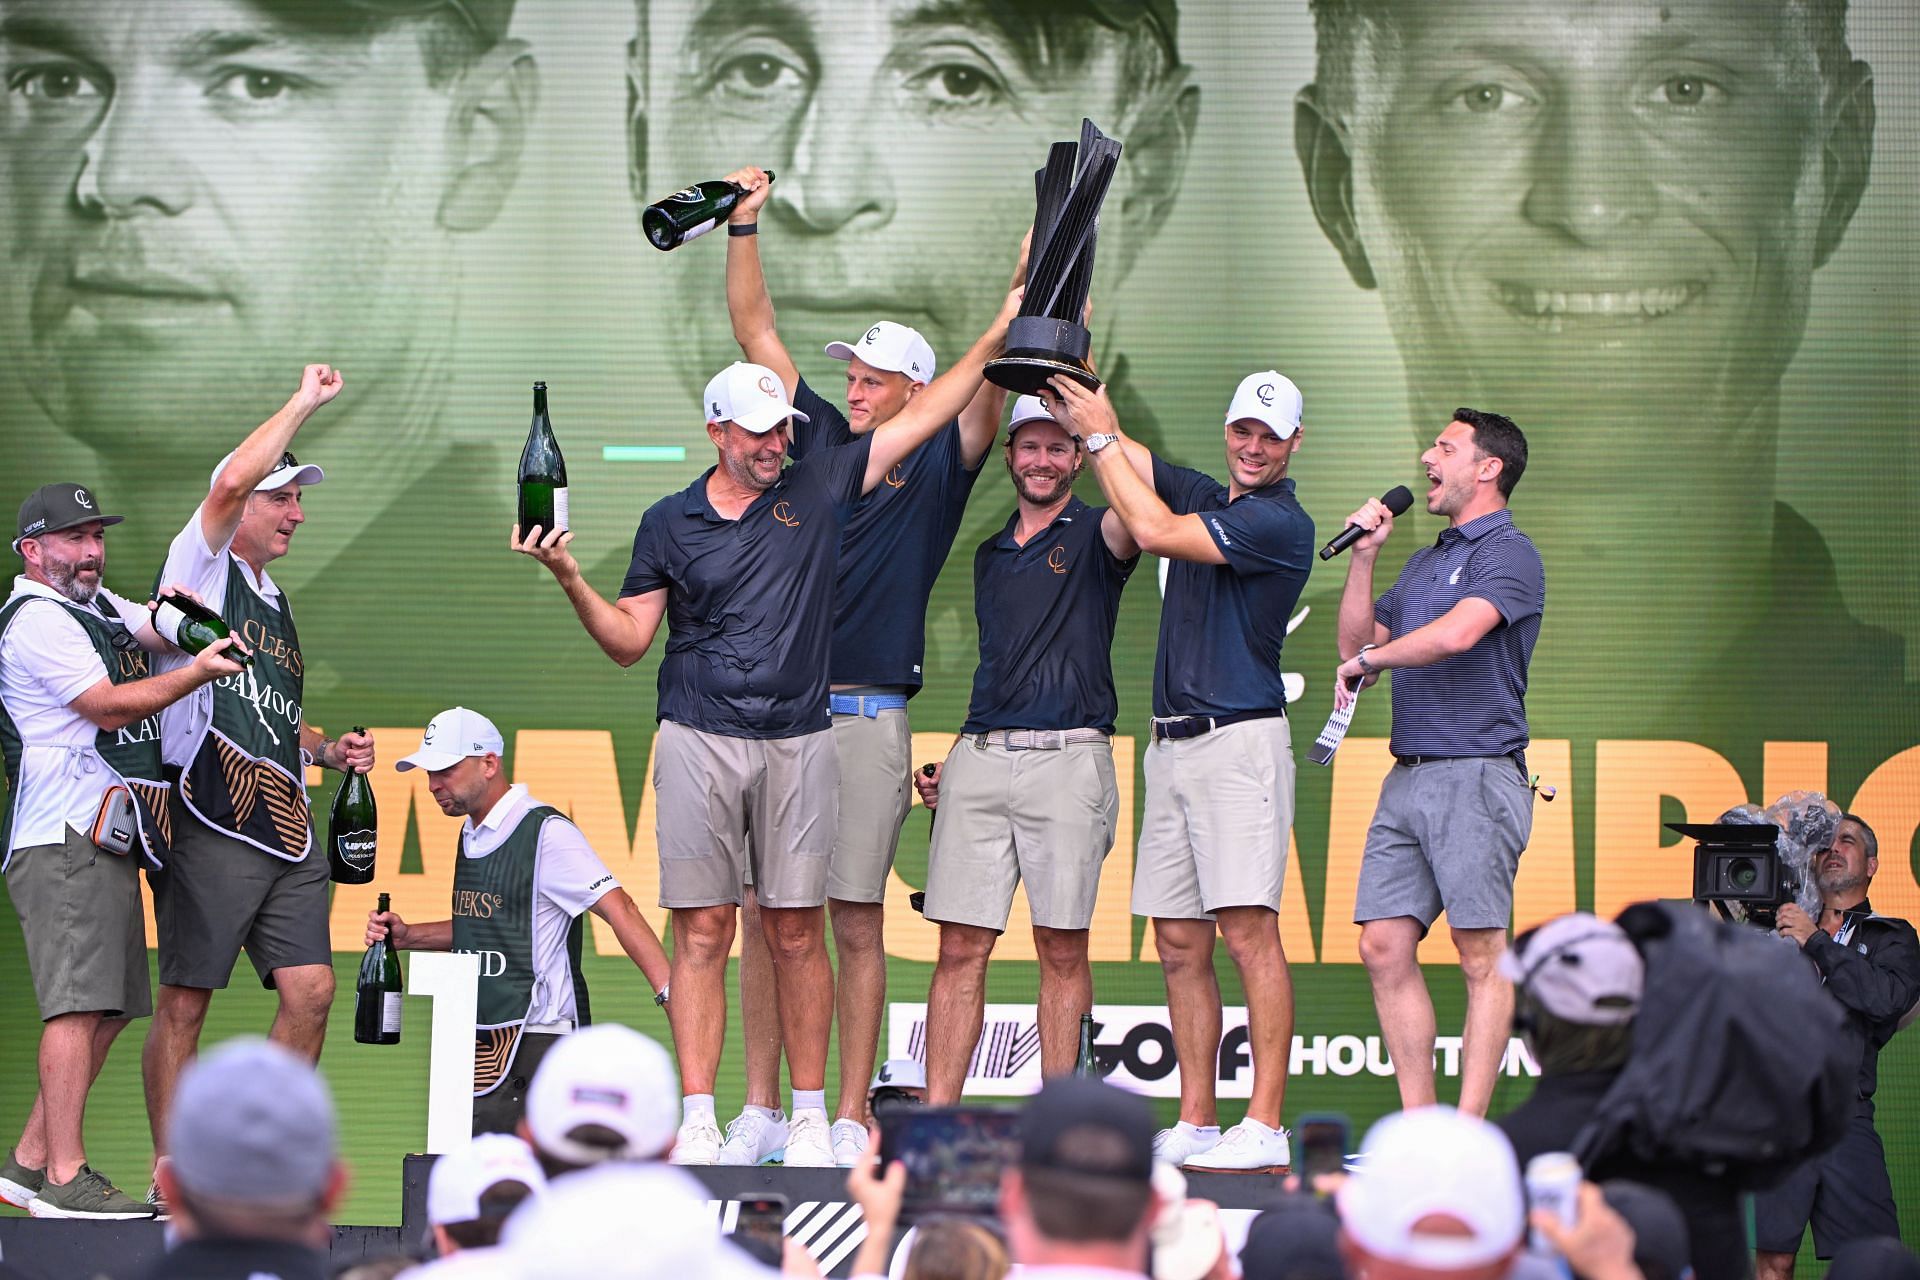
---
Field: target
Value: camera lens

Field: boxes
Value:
[1728,857,1759,890]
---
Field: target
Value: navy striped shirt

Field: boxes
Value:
[1374,509,1543,757]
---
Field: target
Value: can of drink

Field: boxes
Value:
[1525,1152,1582,1254]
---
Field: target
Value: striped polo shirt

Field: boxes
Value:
[1373,508,1544,758]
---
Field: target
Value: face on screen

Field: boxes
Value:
[1301,0,1871,435]
[0,0,503,455]
[629,0,1194,395]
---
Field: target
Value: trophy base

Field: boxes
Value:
[985,355,1101,397]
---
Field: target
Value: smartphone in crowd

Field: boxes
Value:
[730,1193,788,1267]
[879,1105,1022,1220]
[1297,1113,1351,1183]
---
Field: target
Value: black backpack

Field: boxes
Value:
[1573,900,1855,1189]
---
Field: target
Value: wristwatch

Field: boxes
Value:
[1083,432,1119,453]
[1356,644,1379,677]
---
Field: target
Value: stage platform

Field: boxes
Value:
[0,1162,1288,1278]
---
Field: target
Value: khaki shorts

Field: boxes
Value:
[1132,716,1295,920]
[827,707,914,904]
[153,800,331,990]
[922,735,1117,932]
[653,720,838,910]
[6,826,152,1021]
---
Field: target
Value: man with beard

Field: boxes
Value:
[1293,0,1894,749]
[0,484,243,1219]
[0,0,536,575]
[1757,814,1920,1278]
[915,396,1140,1102]
[1332,409,1542,1117]
[141,364,375,1211]
[716,164,1011,1167]
[511,283,1018,1166]
[1045,371,1313,1172]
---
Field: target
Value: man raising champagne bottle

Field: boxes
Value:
[511,274,1022,1167]
[141,366,374,1212]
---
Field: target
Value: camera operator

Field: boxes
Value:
[1755,814,1920,1279]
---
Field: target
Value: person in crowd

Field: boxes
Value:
[1047,368,1312,1172]
[845,1127,1012,1280]
[517,1023,681,1177]
[1757,814,1920,1278]
[366,708,669,1135]
[916,396,1139,1100]
[0,482,244,1219]
[427,1134,546,1258]
[1334,1105,1526,1280]
[1001,1075,1164,1279]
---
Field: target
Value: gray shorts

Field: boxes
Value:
[1132,716,1294,920]
[152,803,331,990]
[6,826,151,1021]
[922,735,1117,933]
[1354,755,1533,932]
[652,719,838,910]
[827,706,913,904]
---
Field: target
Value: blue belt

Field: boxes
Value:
[829,692,909,718]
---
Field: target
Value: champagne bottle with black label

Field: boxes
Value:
[1073,1012,1099,1077]
[516,382,568,537]
[150,593,250,666]
[328,727,377,885]
[354,892,403,1045]
[641,172,773,251]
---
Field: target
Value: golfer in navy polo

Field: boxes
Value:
[1047,370,1314,1174]
[915,396,1140,1104]
[719,166,1014,1166]
[509,283,1017,1168]
[1331,408,1544,1117]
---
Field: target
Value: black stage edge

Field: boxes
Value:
[1,1162,1288,1280]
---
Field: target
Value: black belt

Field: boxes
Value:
[1151,708,1285,743]
[1394,751,1527,771]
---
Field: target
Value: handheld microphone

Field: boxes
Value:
[1319,485,1414,561]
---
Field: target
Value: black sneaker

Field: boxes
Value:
[0,1153,42,1209]
[26,1166,156,1220]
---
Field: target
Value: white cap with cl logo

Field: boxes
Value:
[1226,370,1303,440]
[824,321,938,384]
[395,706,505,773]
[702,361,811,435]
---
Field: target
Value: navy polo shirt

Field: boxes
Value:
[961,496,1138,735]
[1151,456,1315,718]
[620,433,874,739]
[1373,508,1544,757]
[789,377,981,691]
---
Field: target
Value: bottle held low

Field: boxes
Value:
[354,891,403,1046]
[328,725,378,885]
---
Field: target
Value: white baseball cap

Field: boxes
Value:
[1225,371,1303,440]
[869,1058,927,1092]
[427,1133,547,1227]
[1499,912,1645,1027]
[209,448,326,493]
[703,361,810,435]
[1337,1105,1525,1271]
[824,321,937,384]
[525,1025,679,1167]
[395,707,505,774]
[1004,394,1058,437]
[501,1163,767,1280]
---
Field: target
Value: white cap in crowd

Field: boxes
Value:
[501,1163,770,1279]
[869,1058,927,1092]
[1499,912,1645,1026]
[524,1024,680,1167]
[209,448,326,493]
[703,362,810,434]
[1337,1105,1524,1271]
[1226,371,1303,440]
[427,1133,547,1227]
[396,707,505,774]
[825,321,937,384]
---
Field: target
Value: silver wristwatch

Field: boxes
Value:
[1083,432,1119,453]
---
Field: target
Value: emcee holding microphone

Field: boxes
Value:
[1331,409,1542,1116]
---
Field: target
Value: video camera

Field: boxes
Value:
[1671,790,1836,929]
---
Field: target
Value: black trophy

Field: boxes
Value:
[985,119,1122,396]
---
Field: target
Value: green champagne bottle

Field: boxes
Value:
[516,382,568,537]
[641,172,774,251]
[1073,1012,1099,1077]
[328,727,377,885]
[354,892,403,1045]
[150,593,250,666]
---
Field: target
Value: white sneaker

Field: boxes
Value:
[717,1109,789,1166]
[1181,1119,1291,1173]
[783,1110,835,1168]
[671,1115,724,1166]
[830,1118,869,1167]
[1152,1125,1220,1167]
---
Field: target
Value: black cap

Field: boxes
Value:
[342,0,515,44]
[1238,1192,1345,1280]
[15,484,123,552]
[1018,1077,1153,1182]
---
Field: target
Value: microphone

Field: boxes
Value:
[1319,485,1414,561]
